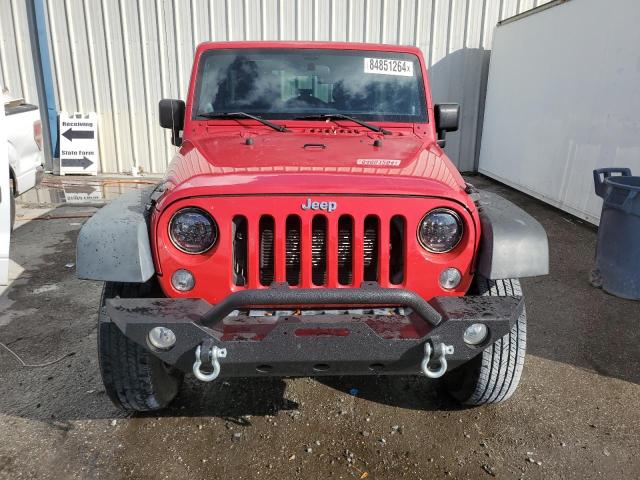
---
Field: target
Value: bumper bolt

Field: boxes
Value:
[148,326,177,350]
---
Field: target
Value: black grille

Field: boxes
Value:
[285,215,301,286]
[337,215,353,285]
[259,216,275,286]
[311,215,327,286]
[389,215,405,285]
[363,215,379,281]
[232,212,404,287]
[232,216,247,286]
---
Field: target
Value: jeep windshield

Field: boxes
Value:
[193,48,428,124]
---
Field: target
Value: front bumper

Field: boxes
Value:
[105,283,523,378]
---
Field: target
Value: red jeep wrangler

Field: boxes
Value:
[77,42,548,411]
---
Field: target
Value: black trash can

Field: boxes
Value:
[593,168,640,300]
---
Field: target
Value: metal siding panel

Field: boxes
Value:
[518,0,536,12]
[449,0,468,52]
[366,0,382,43]
[174,0,194,99]
[66,0,94,112]
[103,0,135,172]
[0,1,22,98]
[191,0,210,45]
[9,0,38,103]
[84,0,117,172]
[501,0,519,20]
[121,0,151,173]
[465,0,486,47]
[227,0,245,40]
[482,0,502,47]
[297,0,313,40]
[349,0,365,42]
[430,0,451,63]
[43,0,61,108]
[279,0,297,40]
[138,0,167,173]
[210,0,229,41]
[315,0,331,41]
[244,0,262,40]
[47,0,78,111]
[262,0,280,39]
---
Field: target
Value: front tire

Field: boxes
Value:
[98,282,184,411]
[444,278,527,405]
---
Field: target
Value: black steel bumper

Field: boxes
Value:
[104,283,524,377]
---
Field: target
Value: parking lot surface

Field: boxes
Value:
[0,175,638,479]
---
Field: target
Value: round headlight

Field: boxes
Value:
[418,208,463,253]
[169,207,218,254]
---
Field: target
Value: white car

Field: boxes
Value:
[3,92,44,228]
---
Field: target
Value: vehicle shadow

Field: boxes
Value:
[316,374,463,412]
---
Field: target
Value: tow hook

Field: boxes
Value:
[421,341,454,379]
[193,340,227,382]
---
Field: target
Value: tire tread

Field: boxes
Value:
[445,277,527,405]
[98,282,182,412]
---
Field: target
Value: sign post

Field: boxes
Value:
[0,102,10,285]
[57,112,99,175]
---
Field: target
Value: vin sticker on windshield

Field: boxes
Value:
[357,159,402,167]
[364,58,414,77]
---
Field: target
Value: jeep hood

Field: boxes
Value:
[160,131,468,207]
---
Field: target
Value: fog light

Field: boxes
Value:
[439,267,461,290]
[172,269,195,291]
[463,323,488,346]
[148,326,176,350]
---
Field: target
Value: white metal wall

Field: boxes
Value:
[1,0,551,174]
[479,0,640,225]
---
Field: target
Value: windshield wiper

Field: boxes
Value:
[196,112,288,132]
[295,114,391,135]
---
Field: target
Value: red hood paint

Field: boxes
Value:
[157,129,469,211]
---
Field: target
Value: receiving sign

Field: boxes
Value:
[58,112,98,175]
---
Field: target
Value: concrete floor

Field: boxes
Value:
[0,174,638,480]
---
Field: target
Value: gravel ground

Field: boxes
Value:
[0,175,638,479]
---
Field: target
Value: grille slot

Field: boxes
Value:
[389,215,405,285]
[311,215,327,286]
[285,215,301,286]
[259,215,275,286]
[337,215,353,285]
[232,216,248,286]
[363,215,379,282]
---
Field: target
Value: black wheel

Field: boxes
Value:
[444,278,527,405]
[98,281,183,411]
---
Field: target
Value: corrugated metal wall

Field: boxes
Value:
[0,0,38,104]
[1,0,551,174]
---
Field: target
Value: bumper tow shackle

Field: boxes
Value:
[421,341,454,379]
[193,342,227,382]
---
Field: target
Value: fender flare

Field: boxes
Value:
[76,187,156,282]
[475,189,549,280]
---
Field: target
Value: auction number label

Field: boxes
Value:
[364,57,414,77]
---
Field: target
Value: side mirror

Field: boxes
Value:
[434,103,460,148]
[159,99,185,146]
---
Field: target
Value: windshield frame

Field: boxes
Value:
[190,47,429,125]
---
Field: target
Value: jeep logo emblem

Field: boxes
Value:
[301,198,337,213]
